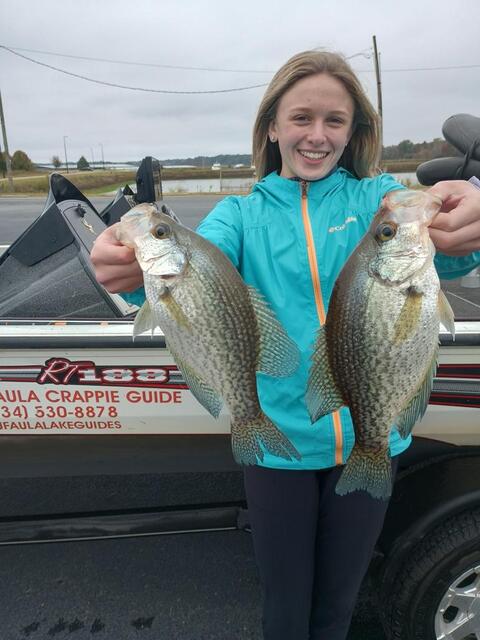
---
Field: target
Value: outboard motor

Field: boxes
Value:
[99,156,163,225]
[417,114,480,295]
[0,157,163,319]
[0,174,137,319]
[416,113,480,185]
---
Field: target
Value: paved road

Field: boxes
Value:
[0,530,383,640]
[0,196,223,244]
[1,530,262,640]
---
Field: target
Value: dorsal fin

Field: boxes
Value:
[246,286,300,378]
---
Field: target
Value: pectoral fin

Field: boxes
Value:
[438,290,455,338]
[395,346,438,439]
[393,288,423,344]
[133,300,158,339]
[306,325,344,423]
[247,286,300,377]
[162,289,191,330]
[169,344,223,418]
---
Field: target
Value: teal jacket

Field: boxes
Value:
[124,169,480,470]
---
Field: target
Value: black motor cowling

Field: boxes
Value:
[416,114,480,185]
[0,157,163,319]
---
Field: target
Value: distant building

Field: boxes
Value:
[211,163,222,170]
[234,163,245,168]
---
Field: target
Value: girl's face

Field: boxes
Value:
[269,73,355,181]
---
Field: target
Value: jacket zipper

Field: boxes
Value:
[300,180,344,466]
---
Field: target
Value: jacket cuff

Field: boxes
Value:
[435,251,480,280]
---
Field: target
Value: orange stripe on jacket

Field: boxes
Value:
[300,182,343,466]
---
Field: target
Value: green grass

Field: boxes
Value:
[0,169,137,195]
[381,160,420,173]
[0,167,256,196]
[83,182,132,196]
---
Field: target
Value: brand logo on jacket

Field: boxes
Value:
[328,216,357,233]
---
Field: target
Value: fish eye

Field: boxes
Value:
[151,223,171,239]
[375,222,397,243]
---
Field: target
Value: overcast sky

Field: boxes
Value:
[0,0,479,163]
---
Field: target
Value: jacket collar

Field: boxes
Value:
[253,167,349,202]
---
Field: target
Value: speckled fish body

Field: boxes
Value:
[306,190,455,499]
[117,203,301,465]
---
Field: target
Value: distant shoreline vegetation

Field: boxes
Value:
[18,137,462,173]
[0,137,463,195]
[0,163,420,195]
[148,137,463,168]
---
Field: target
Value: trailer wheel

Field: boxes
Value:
[380,508,480,640]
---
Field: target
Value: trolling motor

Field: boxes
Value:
[416,113,480,185]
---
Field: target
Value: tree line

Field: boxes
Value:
[167,140,463,166]
[0,151,91,176]
[382,138,462,161]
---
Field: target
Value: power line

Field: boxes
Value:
[1,45,478,98]
[3,44,479,74]
[2,45,373,74]
[3,45,274,74]
[0,46,269,94]
[360,64,480,72]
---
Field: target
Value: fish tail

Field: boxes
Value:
[231,413,301,465]
[335,445,392,500]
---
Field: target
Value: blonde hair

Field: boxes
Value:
[252,50,380,180]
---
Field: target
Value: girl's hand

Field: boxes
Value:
[91,224,143,293]
[427,180,480,256]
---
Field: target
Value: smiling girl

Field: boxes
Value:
[92,50,480,640]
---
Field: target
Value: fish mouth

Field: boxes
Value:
[383,191,443,226]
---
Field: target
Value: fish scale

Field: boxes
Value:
[163,261,260,416]
[333,264,439,436]
[117,202,301,465]
[307,189,454,499]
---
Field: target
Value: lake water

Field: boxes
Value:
[160,176,254,195]
[134,172,419,196]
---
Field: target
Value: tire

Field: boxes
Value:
[380,508,480,640]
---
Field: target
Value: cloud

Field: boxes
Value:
[1,0,478,161]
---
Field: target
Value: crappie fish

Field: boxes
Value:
[306,190,455,499]
[117,202,301,465]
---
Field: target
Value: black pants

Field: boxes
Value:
[243,458,398,640]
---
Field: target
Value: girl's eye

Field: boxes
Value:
[293,115,309,123]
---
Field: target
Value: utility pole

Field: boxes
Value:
[99,142,105,170]
[0,90,14,192]
[63,136,69,173]
[372,35,383,154]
